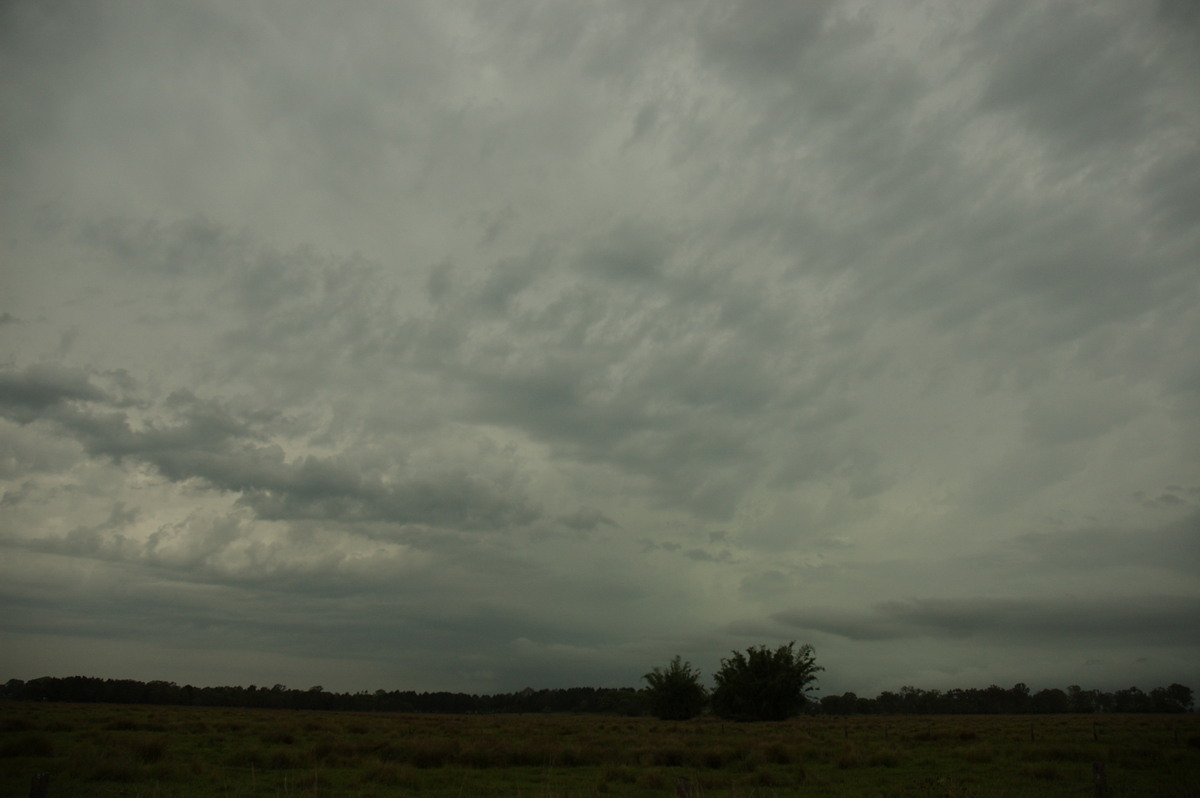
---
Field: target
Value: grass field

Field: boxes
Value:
[1,702,1197,797]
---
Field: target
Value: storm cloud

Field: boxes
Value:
[1,0,1197,695]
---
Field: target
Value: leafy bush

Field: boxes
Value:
[711,642,822,721]
[642,655,707,720]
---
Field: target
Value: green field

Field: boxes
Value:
[1,702,1197,797]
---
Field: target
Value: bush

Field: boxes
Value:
[711,642,822,721]
[643,655,707,720]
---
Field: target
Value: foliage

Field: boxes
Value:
[642,655,707,720]
[4,673,1194,718]
[817,681,1197,716]
[710,641,823,721]
[0,677,647,716]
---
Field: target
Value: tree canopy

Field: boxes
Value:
[711,642,823,721]
[642,655,707,720]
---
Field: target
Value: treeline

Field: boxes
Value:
[2,676,1193,716]
[0,677,647,715]
[818,682,1194,715]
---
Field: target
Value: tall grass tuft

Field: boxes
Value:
[0,733,55,758]
[71,747,139,782]
[866,746,900,767]
[358,760,420,787]
[127,734,169,763]
[602,764,637,784]
[761,740,792,764]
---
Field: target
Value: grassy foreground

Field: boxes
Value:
[1,702,1198,797]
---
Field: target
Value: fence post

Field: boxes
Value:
[29,772,49,798]
[1092,761,1107,798]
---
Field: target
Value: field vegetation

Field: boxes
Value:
[2,702,1198,797]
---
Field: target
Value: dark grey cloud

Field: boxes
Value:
[775,594,1200,646]
[557,508,618,532]
[698,0,837,83]
[576,223,670,283]
[1010,509,1200,575]
[0,366,537,532]
[0,0,1196,694]
[0,364,108,414]
[973,2,1162,154]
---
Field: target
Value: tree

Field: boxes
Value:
[820,691,857,715]
[711,642,823,721]
[1067,684,1096,713]
[1032,687,1070,714]
[1113,686,1151,713]
[643,655,708,720]
[1150,683,1194,713]
[1165,683,1194,713]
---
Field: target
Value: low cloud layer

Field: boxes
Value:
[1,0,1197,695]
[775,595,1200,645]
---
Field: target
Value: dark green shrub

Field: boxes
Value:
[711,642,822,721]
[643,656,707,720]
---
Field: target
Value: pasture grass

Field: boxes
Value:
[1,702,1197,796]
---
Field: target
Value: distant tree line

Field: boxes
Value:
[817,682,1195,716]
[0,677,647,715]
[640,643,1195,721]
[3,672,1193,717]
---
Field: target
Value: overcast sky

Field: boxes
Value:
[2,0,1198,698]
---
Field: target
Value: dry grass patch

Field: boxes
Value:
[1,704,1198,797]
